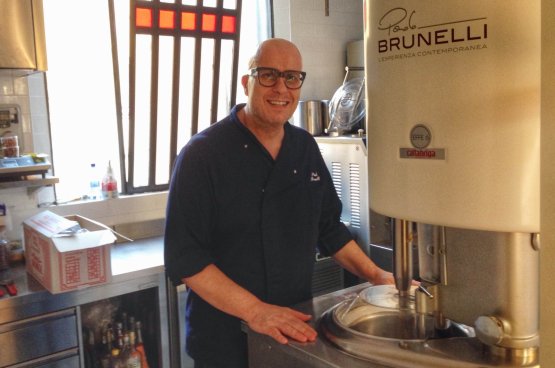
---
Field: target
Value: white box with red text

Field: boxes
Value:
[23,211,117,294]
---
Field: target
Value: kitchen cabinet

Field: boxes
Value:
[0,237,173,368]
[0,308,79,366]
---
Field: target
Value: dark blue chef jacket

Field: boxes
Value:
[164,104,353,367]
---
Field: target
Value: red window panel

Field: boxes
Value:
[136,7,153,28]
[159,9,176,29]
[221,15,236,34]
[181,12,196,30]
[202,13,216,32]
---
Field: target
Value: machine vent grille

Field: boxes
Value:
[312,256,344,297]
[349,163,361,228]
[331,162,342,200]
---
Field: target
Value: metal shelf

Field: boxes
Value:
[0,176,58,194]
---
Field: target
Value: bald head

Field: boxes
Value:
[239,38,304,133]
[248,38,303,69]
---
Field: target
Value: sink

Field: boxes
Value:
[346,310,434,340]
[324,285,472,342]
[318,285,476,367]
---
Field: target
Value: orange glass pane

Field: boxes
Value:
[181,12,196,30]
[202,14,216,32]
[221,15,236,34]
[136,7,153,28]
[159,10,175,29]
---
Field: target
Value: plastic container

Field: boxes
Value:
[89,163,101,200]
[101,161,118,199]
[0,135,19,158]
[328,77,365,135]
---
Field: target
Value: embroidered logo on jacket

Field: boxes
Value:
[310,172,320,182]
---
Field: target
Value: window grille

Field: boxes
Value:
[123,0,243,193]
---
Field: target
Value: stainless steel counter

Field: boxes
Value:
[0,236,173,367]
[0,236,164,312]
[111,236,165,279]
[244,283,391,368]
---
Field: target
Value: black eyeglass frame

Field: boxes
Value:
[248,67,307,89]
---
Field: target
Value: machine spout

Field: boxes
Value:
[393,219,413,308]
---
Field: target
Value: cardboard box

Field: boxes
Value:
[23,211,117,294]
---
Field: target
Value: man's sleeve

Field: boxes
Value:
[164,142,216,286]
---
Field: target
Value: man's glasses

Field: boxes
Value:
[249,67,307,89]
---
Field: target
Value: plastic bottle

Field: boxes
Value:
[89,163,102,200]
[102,160,119,199]
[0,230,8,271]
[0,204,9,271]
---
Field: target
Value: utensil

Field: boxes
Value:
[293,100,325,136]
[0,270,17,296]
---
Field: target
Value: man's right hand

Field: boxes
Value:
[183,265,318,345]
[245,302,318,344]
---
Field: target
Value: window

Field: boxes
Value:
[42,0,271,201]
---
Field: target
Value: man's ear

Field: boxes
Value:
[241,75,249,95]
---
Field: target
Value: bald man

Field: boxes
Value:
[164,38,393,368]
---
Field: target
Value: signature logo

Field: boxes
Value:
[375,7,488,54]
[378,7,417,36]
[310,172,320,182]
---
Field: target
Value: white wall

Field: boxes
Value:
[273,0,364,101]
[0,72,56,239]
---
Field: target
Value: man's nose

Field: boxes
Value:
[272,76,289,91]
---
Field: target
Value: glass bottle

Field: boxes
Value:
[121,312,128,335]
[110,347,123,368]
[128,316,136,338]
[99,327,112,368]
[124,330,142,368]
[115,322,124,351]
[135,321,150,368]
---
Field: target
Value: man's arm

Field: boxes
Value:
[332,240,395,285]
[183,264,318,344]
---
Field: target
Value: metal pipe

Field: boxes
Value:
[393,219,413,308]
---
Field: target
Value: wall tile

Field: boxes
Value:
[280,0,363,100]
[0,76,14,96]
[13,77,29,96]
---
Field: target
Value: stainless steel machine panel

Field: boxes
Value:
[315,137,370,255]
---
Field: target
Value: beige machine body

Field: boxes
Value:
[364,0,540,364]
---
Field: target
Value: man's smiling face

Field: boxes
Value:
[241,40,303,128]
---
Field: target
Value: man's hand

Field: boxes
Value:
[245,302,318,344]
[183,265,318,345]
[371,268,395,285]
[332,240,420,286]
